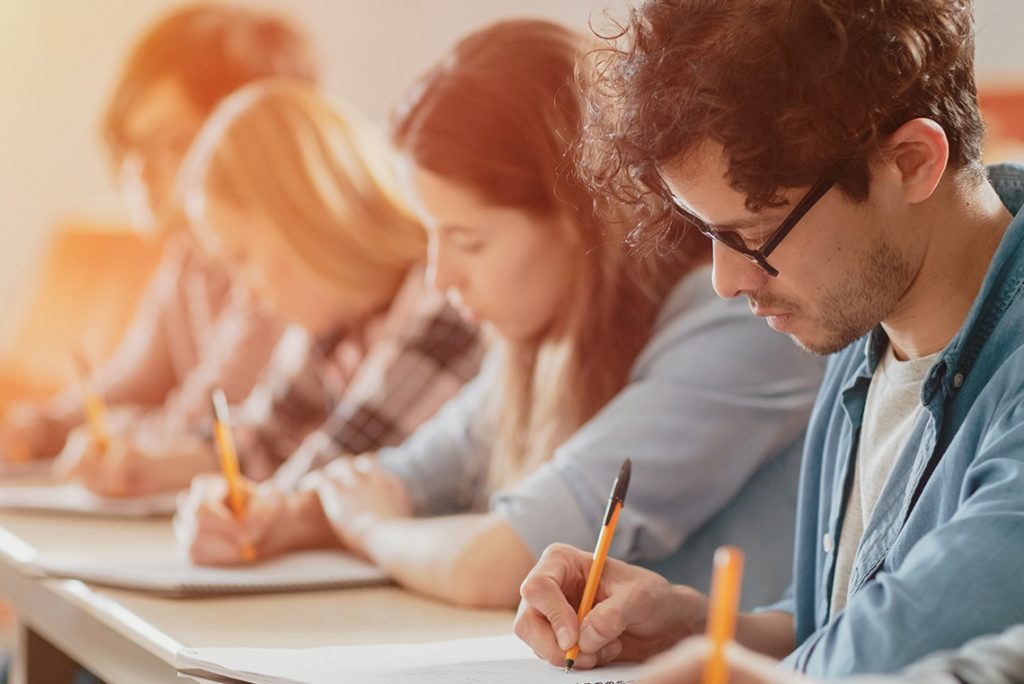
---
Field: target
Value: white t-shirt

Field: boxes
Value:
[830,344,939,614]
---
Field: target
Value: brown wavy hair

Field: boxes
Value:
[579,0,986,250]
[393,19,709,486]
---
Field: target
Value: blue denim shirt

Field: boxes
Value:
[774,163,1024,676]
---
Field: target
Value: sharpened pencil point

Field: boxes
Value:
[564,659,575,673]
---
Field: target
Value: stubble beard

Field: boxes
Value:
[752,240,914,356]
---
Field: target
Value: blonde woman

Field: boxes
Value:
[57,80,482,495]
[177,20,823,610]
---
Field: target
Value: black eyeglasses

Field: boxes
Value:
[668,172,839,277]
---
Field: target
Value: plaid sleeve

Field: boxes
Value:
[269,268,485,485]
[317,302,482,460]
[233,328,332,481]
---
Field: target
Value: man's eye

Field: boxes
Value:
[732,227,772,248]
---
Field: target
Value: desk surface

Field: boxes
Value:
[0,508,514,683]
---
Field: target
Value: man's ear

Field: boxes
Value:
[882,118,950,205]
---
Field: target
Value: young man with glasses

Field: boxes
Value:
[514,0,1024,678]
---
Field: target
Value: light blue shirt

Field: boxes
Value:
[774,164,1024,675]
[379,266,824,608]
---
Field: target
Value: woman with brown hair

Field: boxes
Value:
[177,19,822,610]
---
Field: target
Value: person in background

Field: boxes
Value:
[514,0,1024,677]
[55,80,482,496]
[175,19,823,611]
[0,3,318,466]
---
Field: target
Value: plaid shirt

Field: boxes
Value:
[235,268,483,483]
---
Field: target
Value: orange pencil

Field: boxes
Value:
[703,545,745,684]
[73,351,110,452]
[210,388,256,561]
[565,458,632,672]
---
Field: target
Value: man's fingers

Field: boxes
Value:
[519,571,582,652]
[578,593,632,653]
[513,603,567,667]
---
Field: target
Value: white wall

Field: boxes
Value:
[1,0,1022,339]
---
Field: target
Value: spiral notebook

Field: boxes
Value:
[28,549,390,597]
[177,633,646,684]
[0,483,178,517]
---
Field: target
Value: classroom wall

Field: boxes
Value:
[1,0,1023,342]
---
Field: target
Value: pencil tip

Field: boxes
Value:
[564,660,574,673]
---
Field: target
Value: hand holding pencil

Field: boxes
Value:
[515,459,709,670]
[73,351,111,453]
[564,458,632,671]
[210,388,257,562]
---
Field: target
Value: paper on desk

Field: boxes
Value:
[177,633,647,684]
[0,483,177,517]
[28,548,390,597]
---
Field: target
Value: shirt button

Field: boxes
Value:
[953,372,965,388]
[823,533,834,554]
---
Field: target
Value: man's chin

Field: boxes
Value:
[787,329,864,357]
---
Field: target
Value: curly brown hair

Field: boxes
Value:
[579,0,986,250]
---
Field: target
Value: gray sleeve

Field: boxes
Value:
[897,625,1024,684]
[375,356,496,516]
[491,296,824,563]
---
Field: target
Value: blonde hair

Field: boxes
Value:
[393,20,709,488]
[183,79,425,310]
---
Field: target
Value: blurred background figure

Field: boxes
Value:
[55,80,482,496]
[0,3,319,465]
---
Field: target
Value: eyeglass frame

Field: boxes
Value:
[664,170,841,278]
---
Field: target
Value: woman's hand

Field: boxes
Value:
[174,473,285,565]
[54,429,215,497]
[175,472,337,565]
[314,455,413,555]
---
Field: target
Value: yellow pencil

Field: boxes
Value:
[565,458,632,672]
[703,546,745,684]
[210,388,256,561]
[73,351,110,452]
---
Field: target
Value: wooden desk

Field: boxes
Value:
[0,511,514,683]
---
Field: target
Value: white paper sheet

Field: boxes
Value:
[29,548,389,596]
[0,483,177,517]
[177,634,646,684]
